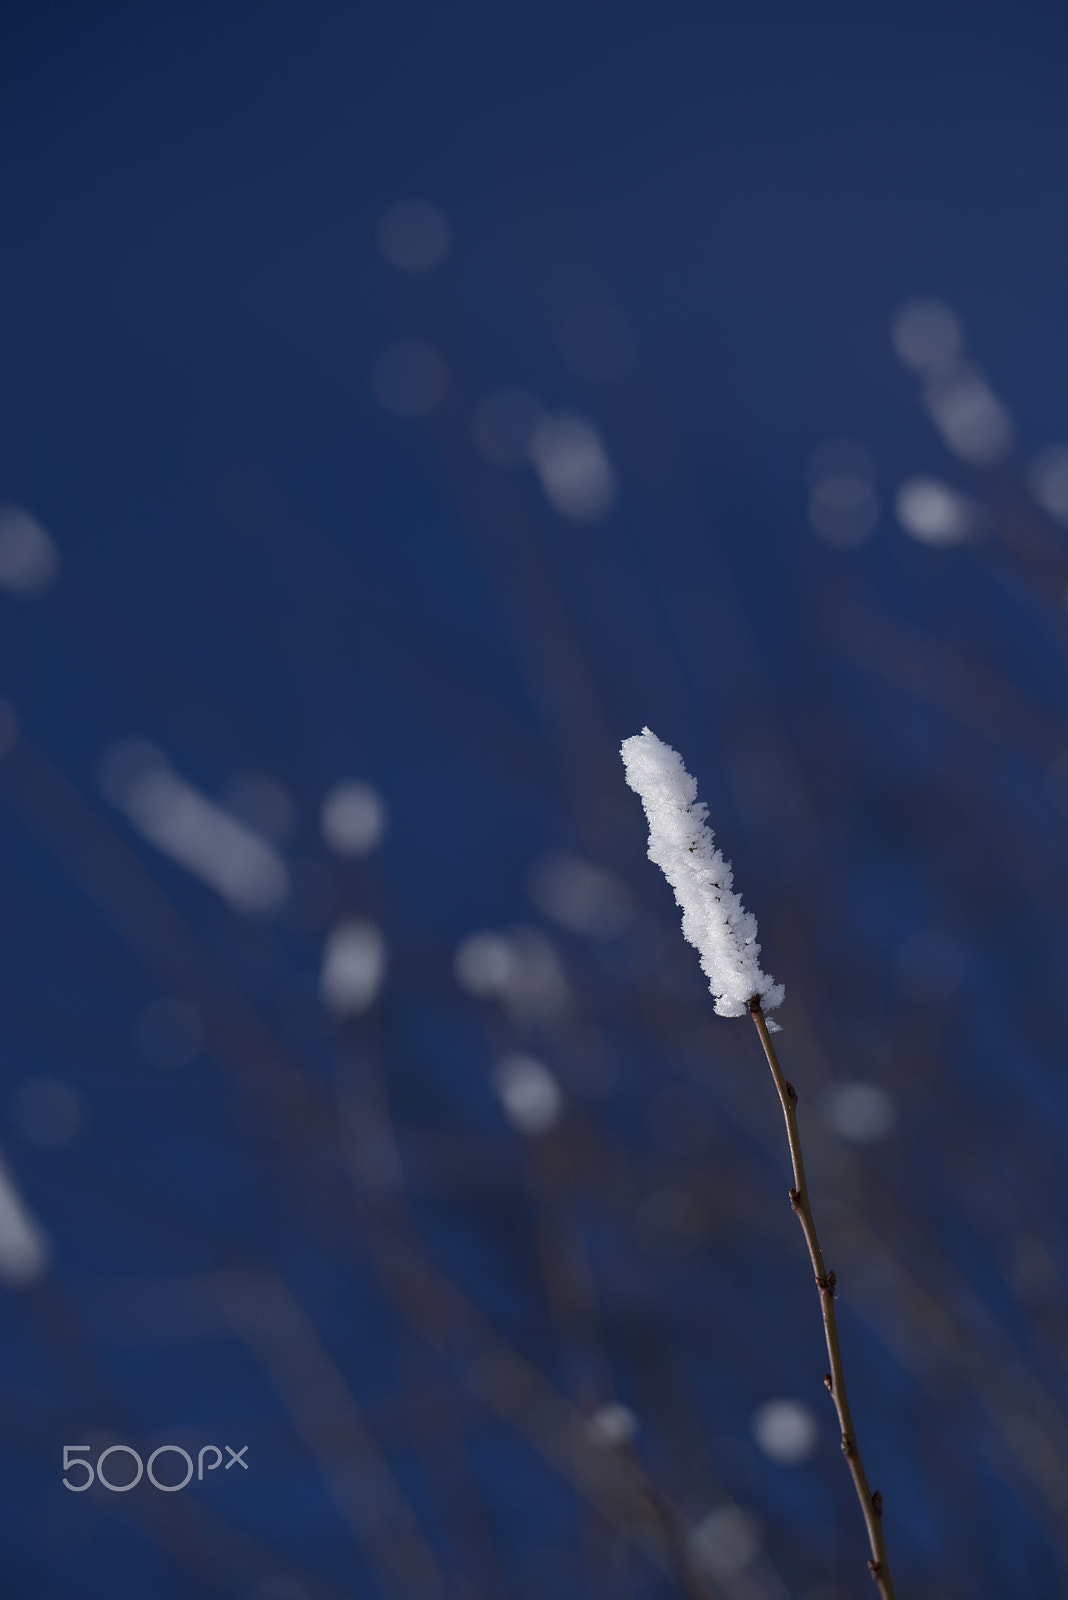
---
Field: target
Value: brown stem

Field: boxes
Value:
[747,996,897,1600]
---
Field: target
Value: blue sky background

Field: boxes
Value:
[3,3,1068,1597]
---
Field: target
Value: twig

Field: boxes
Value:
[748,996,897,1599]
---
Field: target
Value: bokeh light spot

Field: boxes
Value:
[377,200,451,273]
[751,1398,819,1463]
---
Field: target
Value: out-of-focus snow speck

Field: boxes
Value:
[892,299,1013,464]
[529,413,616,521]
[808,441,879,546]
[809,472,879,547]
[321,780,387,857]
[0,505,61,596]
[454,931,513,996]
[370,340,447,416]
[376,200,451,273]
[1027,446,1068,524]
[896,477,979,546]
[454,928,568,1023]
[892,298,963,375]
[526,850,632,938]
[584,1402,638,1448]
[923,364,1013,466]
[319,920,387,1016]
[10,1077,82,1150]
[822,1081,897,1143]
[473,389,544,466]
[99,741,290,915]
[0,1150,49,1287]
[751,1398,819,1463]
[688,1506,760,1581]
[493,1054,563,1135]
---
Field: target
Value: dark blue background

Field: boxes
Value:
[3,3,1068,1596]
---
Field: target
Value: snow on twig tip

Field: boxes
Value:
[621,728,784,1025]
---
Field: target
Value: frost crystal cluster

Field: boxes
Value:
[621,728,784,1023]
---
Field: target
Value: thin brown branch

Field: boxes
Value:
[747,996,897,1599]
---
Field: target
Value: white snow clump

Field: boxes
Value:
[620,728,784,1025]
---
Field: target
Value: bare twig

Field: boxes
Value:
[747,996,897,1600]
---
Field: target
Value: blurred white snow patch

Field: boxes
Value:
[473,389,544,466]
[0,505,60,596]
[1026,446,1068,524]
[751,1398,819,1463]
[689,1506,759,1581]
[807,442,878,546]
[895,477,979,546]
[321,780,387,857]
[584,1402,637,1449]
[809,473,879,548]
[620,728,783,1021]
[370,340,447,416]
[493,1054,562,1136]
[319,920,387,1016]
[454,932,514,996]
[822,1081,897,1143]
[923,365,1013,465]
[896,929,966,1001]
[0,1149,49,1286]
[376,200,450,273]
[454,928,568,1023]
[526,850,632,938]
[223,773,295,843]
[558,304,635,382]
[98,740,289,915]
[10,1077,82,1150]
[136,998,203,1069]
[0,698,18,756]
[891,298,962,375]
[529,413,616,521]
